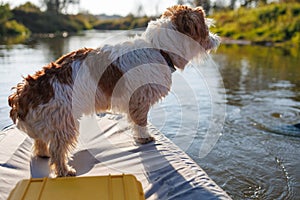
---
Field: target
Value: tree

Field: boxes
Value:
[41,0,80,14]
[194,0,211,13]
[14,2,41,13]
[229,0,237,9]
[0,3,30,37]
[0,3,12,25]
[178,0,211,13]
[0,3,12,35]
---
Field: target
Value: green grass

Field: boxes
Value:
[211,3,300,46]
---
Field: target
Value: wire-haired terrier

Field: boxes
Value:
[8,5,220,177]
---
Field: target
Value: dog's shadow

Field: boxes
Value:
[30,150,97,178]
[30,156,50,178]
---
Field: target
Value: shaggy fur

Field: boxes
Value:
[8,5,220,177]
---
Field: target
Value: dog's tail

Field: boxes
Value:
[8,82,24,123]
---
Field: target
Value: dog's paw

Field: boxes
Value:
[66,168,76,177]
[56,167,76,177]
[135,136,155,144]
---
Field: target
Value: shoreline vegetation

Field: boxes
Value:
[0,2,152,44]
[1,2,299,49]
[211,2,300,48]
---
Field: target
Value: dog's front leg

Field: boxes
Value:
[132,124,154,144]
[129,100,154,144]
[34,139,50,158]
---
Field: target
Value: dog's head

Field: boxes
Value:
[162,5,219,52]
[144,5,219,69]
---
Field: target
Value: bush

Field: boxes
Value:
[12,9,95,34]
[0,3,30,38]
[211,2,300,44]
[4,20,30,35]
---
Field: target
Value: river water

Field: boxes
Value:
[0,30,299,199]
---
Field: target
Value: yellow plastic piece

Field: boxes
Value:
[8,174,145,200]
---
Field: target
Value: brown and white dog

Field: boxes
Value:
[8,5,220,177]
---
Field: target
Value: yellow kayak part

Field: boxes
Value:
[8,174,145,200]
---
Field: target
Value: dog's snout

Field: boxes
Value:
[204,32,220,51]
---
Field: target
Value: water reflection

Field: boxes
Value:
[38,37,68,60]
[214,44,300,107]
[0,34,29,46]
[198,44,300,199]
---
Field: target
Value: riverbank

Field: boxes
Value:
[0,2,152,44]
[211,2,300,48]
[1,2,299,47]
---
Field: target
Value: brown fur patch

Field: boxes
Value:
[162,5,208,42]
[97,63,124,98]
[8,48,93,122]
[55,47,94,84]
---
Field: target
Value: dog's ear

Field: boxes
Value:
[162,5,208,42]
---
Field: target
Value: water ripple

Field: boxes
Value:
[241,103,300,137]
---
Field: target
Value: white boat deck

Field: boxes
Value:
[0,114,231,199]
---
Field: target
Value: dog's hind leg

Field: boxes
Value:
[49,132,77,177]
[34,139,50,158]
